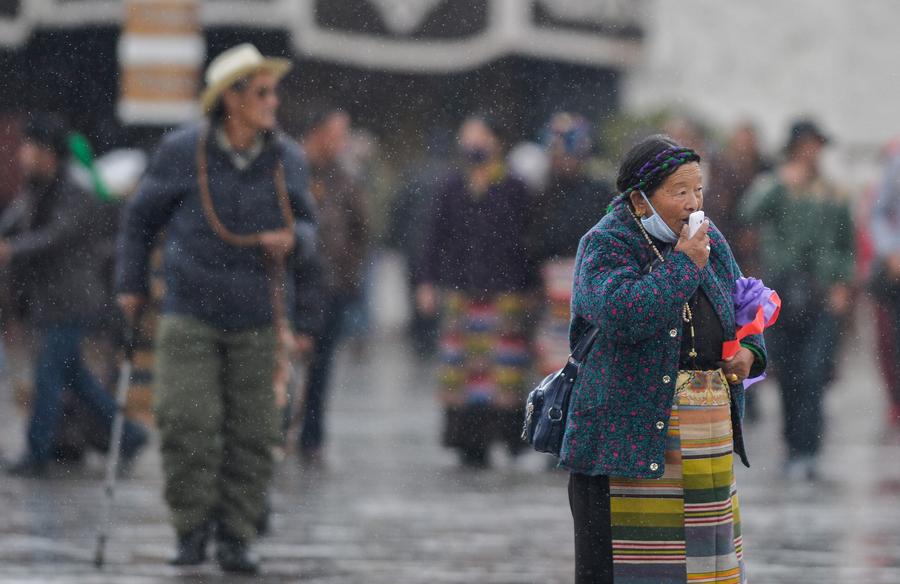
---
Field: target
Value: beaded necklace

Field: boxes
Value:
[630,210,699,363]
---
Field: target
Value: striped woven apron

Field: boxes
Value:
[610,370,744,584]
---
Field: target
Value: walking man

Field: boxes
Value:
[741,119,854,481]
[116,44,319,573]
[297,107,369,462]
[3,113,148,477]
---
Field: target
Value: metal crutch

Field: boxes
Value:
[94,326,137,568]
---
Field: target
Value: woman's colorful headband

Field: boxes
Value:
[621,147,700,195]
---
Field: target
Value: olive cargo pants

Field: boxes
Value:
[154,315,278,542]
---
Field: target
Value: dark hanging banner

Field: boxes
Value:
[0,0,19,19]
[314,0,489,40]
[0,0,645,72]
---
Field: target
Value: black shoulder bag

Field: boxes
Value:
[521,324,599,456]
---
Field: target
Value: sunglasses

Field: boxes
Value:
[231,83,278,100]
[249,85,278,99]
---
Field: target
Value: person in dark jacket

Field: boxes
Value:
[705,122,771,273]
[417,115,540,467]
[2,113,148,477]
[116,44,320,574]
[532,113,612,376]
[563,135,766,583]
[295,107,369,463]
[741,119,853,481]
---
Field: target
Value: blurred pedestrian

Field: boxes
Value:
[869,144,900,427]
[706,122,773,423]
[664,115,709,158]
[71,147,150,387]
[116,44,319,573]
[563,135,766,583]
[531,112,612,376]
[741,119,854,481]
[2,113,148,478]
[706,122,771,273]
[296,106,370,463]
[386,128,454,355]
[417,115,539,467]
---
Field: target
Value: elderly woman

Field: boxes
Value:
[561,135,766,583]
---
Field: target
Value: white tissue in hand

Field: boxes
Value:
[688,211,706,238]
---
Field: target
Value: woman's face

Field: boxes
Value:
[458,119,499,164]
[631,162,704,236]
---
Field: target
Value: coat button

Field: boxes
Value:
[669,329,677,338]
[662,375,671,384]
[650,462,659,471]
[656,421,665,430]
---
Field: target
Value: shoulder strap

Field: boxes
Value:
[196,123,294,249]
[570,325,599,363]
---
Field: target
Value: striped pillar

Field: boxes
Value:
[117,0,205,125]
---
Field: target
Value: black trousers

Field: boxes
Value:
[767,308,839,458]
[568,472,613,584]
[300,294,352,451]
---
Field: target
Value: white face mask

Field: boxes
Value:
[639,191,678,243]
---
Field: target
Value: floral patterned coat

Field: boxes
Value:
[559,197,766,479]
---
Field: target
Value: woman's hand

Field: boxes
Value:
[719,347,755,385]
[674,221,710,269]
[416,283,437,316]
[827,282,852,316]
[887,253,900,280]
[282,330,314,360]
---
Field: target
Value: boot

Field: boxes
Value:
[255,497,272,537]
[459,446,489,468]
[170,521,212,566]
[216,532,260,574]
[5,455,48,478]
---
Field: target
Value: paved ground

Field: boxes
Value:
[1,277,899,582]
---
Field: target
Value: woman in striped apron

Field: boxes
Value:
[560,135,767,583]
[417,115,540,467]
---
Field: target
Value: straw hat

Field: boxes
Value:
[200,43,292,115]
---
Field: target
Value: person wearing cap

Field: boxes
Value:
[741,118,854,481]
[0,113,148,477]
[530,112,612,378]
[116,44,321,573]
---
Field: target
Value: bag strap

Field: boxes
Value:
[570,325,599,364]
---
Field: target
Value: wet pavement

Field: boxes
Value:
[1,295,900,582]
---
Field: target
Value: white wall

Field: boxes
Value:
[623,0,900,186]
